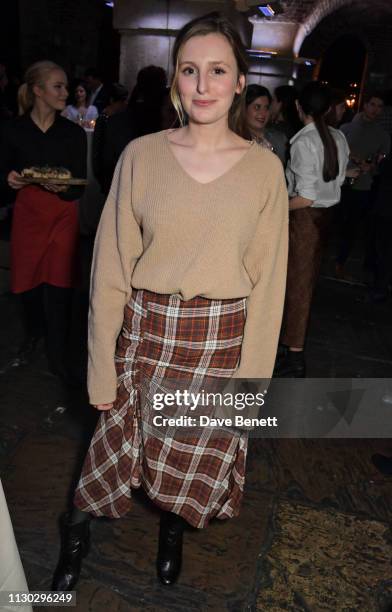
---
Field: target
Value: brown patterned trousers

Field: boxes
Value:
[280,207,333,348]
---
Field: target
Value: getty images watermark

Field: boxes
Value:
[141,378,392,438]
[151,388,278,429]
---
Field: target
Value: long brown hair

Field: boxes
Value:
[298,82,339,182]
[170,12,249,135]
[18,60,65,114]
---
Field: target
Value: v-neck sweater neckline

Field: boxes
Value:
[163,129,255,187]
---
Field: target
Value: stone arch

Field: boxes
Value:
[300,20,372,63]
[294,0,361,55]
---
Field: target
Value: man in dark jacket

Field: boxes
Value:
[84,68,111,114]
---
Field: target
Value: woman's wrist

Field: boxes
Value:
[289,195,313,210]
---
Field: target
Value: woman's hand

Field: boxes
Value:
[346,167,361,179]
[358,160,374,175]
[94,403,114,411]
[7,170,25,190]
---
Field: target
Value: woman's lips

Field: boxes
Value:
[193,100,216,107]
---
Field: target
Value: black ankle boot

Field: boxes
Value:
[371,453,392,476]
[274,350,306,378]
[52,514,90,591]
[156,512,187,585]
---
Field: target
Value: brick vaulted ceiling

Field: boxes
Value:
[247,0,392,56]
[270,0,392,24]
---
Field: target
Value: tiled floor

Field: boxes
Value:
[1,226,392,611]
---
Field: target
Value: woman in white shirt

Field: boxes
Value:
[62,81,98,128]
[276,81,350,377]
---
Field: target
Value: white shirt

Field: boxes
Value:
[286,122,350,208]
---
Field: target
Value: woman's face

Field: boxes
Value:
[246,95,270,134]
[34,69,68,112]
[176,32,245,127]
[335,101,346,123]
[75,85,87,104]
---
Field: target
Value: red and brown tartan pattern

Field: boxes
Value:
[74,289,248,528]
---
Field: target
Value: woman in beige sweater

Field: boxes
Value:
[53,12,288,590]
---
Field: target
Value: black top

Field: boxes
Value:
[92,109,137,195]
[0,113,87,201]
[91,85,111,115]
[92,102,164,196]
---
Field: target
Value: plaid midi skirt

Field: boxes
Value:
[74,289,248,528]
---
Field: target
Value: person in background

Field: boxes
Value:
[127,65,168,136]
[0,61,86,378]
[72,83,130,383]
[276,82,349,377]
[62,80,98,127]
[84,68,110,114]
[271,84,302,140]
[92,83,129,196]
[93,66,167,196]
[52,12,287,591]
[335,91,390,279]
[101,82,128,118]
[325,89,347,128]
[377,89,392,138]
[244,84,287,165]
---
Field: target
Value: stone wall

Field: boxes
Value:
[114,0,252,93]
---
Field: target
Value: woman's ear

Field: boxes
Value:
[32,84,43,99]
[236,73,246,95]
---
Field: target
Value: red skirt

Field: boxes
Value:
[10,185,79,294]
[74,289,248,529]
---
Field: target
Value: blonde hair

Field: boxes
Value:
[18,60,65,114]
[170,12,249,135]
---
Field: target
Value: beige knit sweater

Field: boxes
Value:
[88,130,288,404]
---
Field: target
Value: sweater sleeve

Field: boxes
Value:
[233,161,288,380]
[87,143,143,404]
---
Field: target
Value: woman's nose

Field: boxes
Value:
[197,72,208,94]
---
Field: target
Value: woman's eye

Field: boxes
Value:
[182,67,195,75]
[213,68,226,75]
